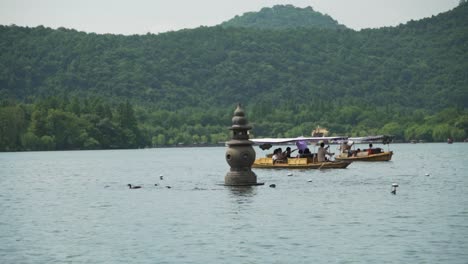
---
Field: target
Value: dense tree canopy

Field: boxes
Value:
[0,3,467,151]
[0,97,149,151]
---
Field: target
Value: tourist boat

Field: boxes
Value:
[335,135,394,162]
[251,136,351,169]
[311,126,329,137]
[252,157,351,169]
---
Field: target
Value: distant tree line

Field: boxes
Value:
[1,97,467,151]
[0,97,144,151]
[0,97,234,151]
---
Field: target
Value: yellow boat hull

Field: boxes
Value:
[335,151,393,161]
[252,157,351,169]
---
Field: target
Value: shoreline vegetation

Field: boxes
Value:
[1,97,466,152]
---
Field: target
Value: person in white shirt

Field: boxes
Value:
[272,148,285,164]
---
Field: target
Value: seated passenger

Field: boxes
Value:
[297,149,304,158]
[340,140,353,157]
[354,148,361,157]
[272,149,280,163]
[367,143,373,155]
[283,147,292,158]
[272,148,286,164]
[301,148,312,157]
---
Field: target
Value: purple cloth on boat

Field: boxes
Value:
[296,140,308,151]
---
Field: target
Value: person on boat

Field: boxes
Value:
[300,148,313,158]
[340,141,353,157]
[272,148,279,161]
[367,143,373,155]
[272,148,286,164]
[297,149,303,158]
[283,147,297,158]
[318,142,334,162]
[354,148,361,157]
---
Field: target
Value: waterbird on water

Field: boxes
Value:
[128,184,142,189]
[391,183,399,194]
[269,184,276,188]
[160,175,164,180]
[166,186,172,189]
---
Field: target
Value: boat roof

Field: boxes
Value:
[349,135,393,144]
[250,136,348,144]
[250,135,393,145]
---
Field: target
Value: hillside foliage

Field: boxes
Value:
[0,3,467,151]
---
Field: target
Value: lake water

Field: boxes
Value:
[1,143,467,263]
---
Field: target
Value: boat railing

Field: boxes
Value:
[288,158,309,165]
[255,157,312,165]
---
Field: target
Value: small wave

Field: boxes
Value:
[66,254,83,259]
[391,215,414,219]
[453,211,468,216]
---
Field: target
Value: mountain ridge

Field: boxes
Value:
[220,4,347,30]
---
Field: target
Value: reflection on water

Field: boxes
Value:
[227,186,258,198]
[0,144,468,263]
[227,186,258,211]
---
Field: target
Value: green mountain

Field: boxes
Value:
[220,5,346,30]
[0,3,467,151]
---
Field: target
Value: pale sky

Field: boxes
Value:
[0,0,460,35]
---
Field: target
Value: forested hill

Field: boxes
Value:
[0,3,468,151]
[220,5,346,30]
[1,3,466,110]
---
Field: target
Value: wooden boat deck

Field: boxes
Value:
[252,157,351,169]
[335,151,393,161]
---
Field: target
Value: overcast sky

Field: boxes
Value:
[0,0,460,35]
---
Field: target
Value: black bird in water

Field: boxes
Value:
[269,184,276,188]
[128,184,142,189]
[391,183,398,194]
[166,186,172,189]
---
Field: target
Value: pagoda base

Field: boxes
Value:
[224,170,261,186]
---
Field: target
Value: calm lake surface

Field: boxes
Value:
[1,143,467,263]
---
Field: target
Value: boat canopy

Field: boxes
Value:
[348,135,393,144]
[250,136,348,145]
[250,135,392,150]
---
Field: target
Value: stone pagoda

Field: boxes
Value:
[225,104,262,186]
